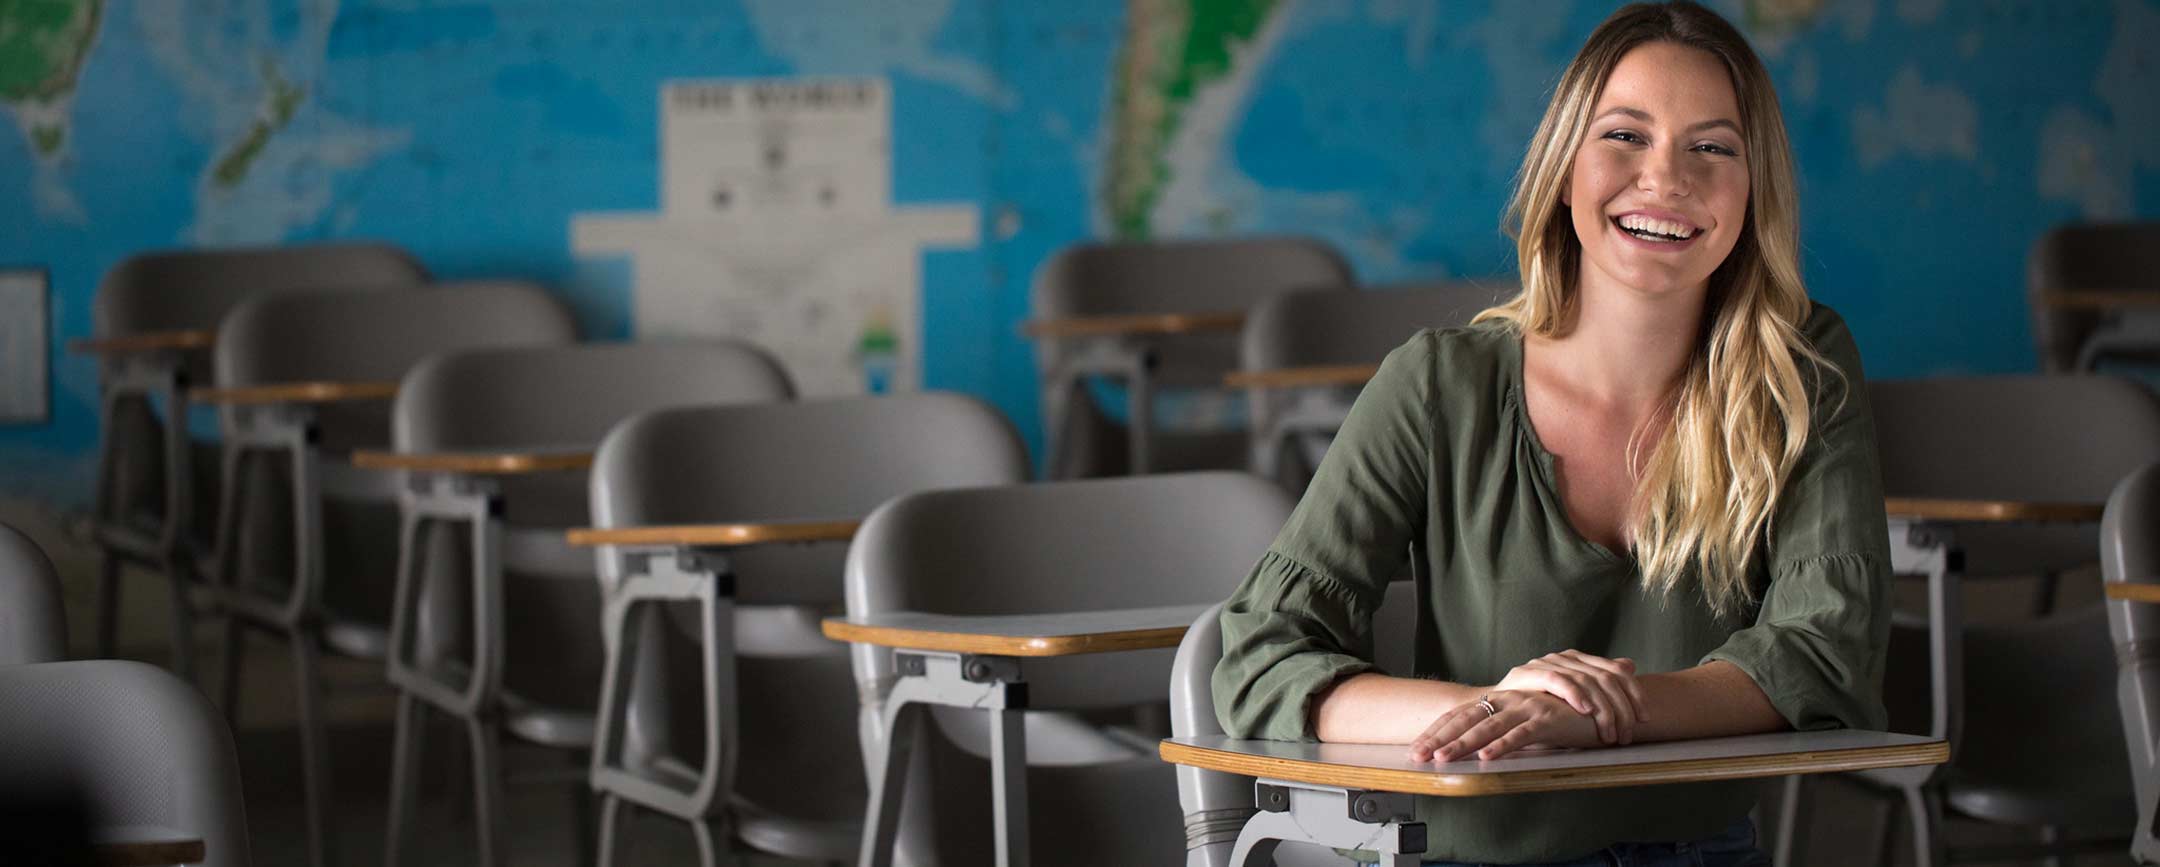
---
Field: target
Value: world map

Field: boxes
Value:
[3,0,2157,502]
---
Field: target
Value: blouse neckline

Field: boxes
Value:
[1499,327,1627,566]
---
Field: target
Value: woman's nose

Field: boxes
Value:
[1635,146,1692,198]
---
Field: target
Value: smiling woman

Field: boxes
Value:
[1212,2,1890,865]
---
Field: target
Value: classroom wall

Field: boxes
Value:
[3,0,2158,508]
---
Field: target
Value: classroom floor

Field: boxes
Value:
[2,499,2136,867]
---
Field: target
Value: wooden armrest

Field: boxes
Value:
[1884,497,2104,524]
[565,519,861,548]
[1224,363,1381,389]
[1158,730,1947,797]
[67,330,215,356]
[1020,311,1246,339]
[351,449,594,475]
[190,381,398,406]
[2106,583,2160,604]
[820,603,1210,657]
[2038,290,2160,311]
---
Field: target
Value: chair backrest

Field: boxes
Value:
[2028,222,2160,372]
[0,524,65,665]
[1871,375,2160,502]
[1239,281,1512,371]
[214,281,577,454]
[94,242,426,338]
[2102,461,2160,864]
[395,340,794,527]
[0,660,250,866]
[844,471,1296,863]
[1032,236,1353,387]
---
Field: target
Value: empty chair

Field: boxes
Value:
[0,523,65,665]
[586,393,1028,865]
[1776,375,2160,866]
[378,340,794,867]
[0,659,250,866]
[1032,237,1352,479]
[2103,462,2160,865]
[207,281,575,867]
[86,243,425,675]
[2027,222,2160,372]
[1238,281,1511,487]
[844,471,1293,864]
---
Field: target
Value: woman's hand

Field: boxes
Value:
[1406,690,1603,763]
[1492,650,1649,745]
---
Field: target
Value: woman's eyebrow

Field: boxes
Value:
[1594,106,1742,136]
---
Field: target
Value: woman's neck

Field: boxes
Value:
[1530,274,1708,410]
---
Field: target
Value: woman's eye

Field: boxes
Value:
[1693,142,1738,156]
[1603,130,1645,144]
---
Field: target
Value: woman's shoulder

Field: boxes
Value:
[1799,301,1863,369]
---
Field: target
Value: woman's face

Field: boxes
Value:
[1565,41,1750,300]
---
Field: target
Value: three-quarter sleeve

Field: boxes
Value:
[1213,331,1435,740]
[1702,305,1892,731]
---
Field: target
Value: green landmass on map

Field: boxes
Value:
[1104,0,1279,239]
[0,0,103,103]
[211,57,307,189]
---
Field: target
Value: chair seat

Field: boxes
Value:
[321,617,388,660]
[500,691,595,749]
[1945,774,2137,829]
[91,520,165,562]
[734,799,861,863]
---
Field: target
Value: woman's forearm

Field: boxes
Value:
[1631,660,1788,742]
[1311,661,1787,746]
[1311,672,1484,743]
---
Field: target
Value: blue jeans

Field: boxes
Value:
[1407,819,1768,867]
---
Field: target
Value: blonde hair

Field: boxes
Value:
[1474,0,1838,619]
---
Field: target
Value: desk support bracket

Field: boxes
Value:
[863,650,1031,867]
[1230,779,1426,867]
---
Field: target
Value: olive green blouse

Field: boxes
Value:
[1212,303,1891,864]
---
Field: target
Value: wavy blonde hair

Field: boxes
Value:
[1474,1,1838,619]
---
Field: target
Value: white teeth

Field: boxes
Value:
[1615,214,1697,240]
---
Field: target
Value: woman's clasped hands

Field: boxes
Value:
[1407,650,1650,763]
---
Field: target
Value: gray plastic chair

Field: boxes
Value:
[378,340,794,867]
[87,243,425,676]
[1170,582,1421,867]
[586,393,1028,866]
[1775,375,2160,867]
[844,471,1293,865]
[2028,222,2160,372]
[208,281,575,867]
[0,659,251,866]
[2103,462,2160,865]
[1032,237,1352,479]
[0,523,66,665]
[1238,281,1510,487]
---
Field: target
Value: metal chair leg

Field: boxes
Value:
[596,793,629,867]
[466,718,506,867]
[385,691,430,867]
[689,818,721,867]
[1770,775,1809,867]
[292,632,335,867]
[220,619,246,725]
[1873,791,1900,867]
[97,554,122,658]
[570,773,598,867]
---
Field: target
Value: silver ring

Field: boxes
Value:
[1476,695,1498,719]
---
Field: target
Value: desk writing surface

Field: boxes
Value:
[565,519,860,548]
[821,603,1211,657]
[1884,497,2104,524]
[1020,311,1246,339]
[1224,363,1381,389]
[67,330,216,356]
[2108,583,2160,604]
[351,448,594,475]
[1160,730,1947,797]
[190,380,398,406]
[2040,290,2160,311]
